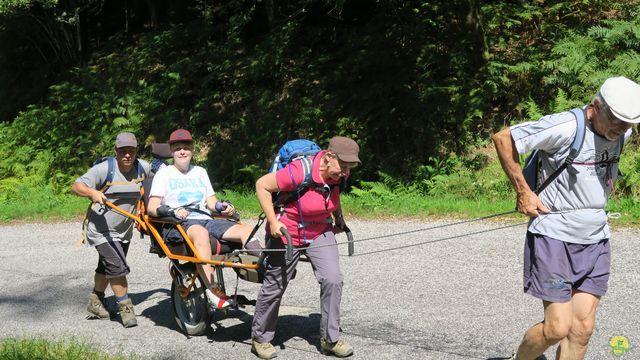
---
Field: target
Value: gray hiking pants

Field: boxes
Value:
[251,230,344,343]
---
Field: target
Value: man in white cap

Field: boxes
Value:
[72,132,150,328]
[492,76,640,360]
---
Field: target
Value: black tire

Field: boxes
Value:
[170,265,210,336]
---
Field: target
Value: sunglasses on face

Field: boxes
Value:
[171,144,193,152]
[116,147,137,155]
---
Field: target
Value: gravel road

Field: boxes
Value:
[0,218,638,359]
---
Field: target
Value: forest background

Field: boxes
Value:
[2,0,640,223]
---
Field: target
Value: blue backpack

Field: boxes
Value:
[269,138,350,205]
[522,108,586,194]
[269,139,322,206]
[269,139,322,173]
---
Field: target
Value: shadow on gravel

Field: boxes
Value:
[205,312,323,350]
[0,280,89,319]
[135,289,180,332]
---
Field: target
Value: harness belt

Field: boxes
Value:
[283,214,334,229]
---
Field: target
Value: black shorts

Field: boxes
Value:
[95,241,130,278]
[162,218,236,256]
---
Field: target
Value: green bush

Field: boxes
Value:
[2,1,640,225]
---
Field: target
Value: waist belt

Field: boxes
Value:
[284,214,333,229]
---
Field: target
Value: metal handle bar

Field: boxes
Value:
[280,227,294,262]
[344,226,354,256]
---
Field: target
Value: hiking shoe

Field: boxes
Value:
[251,340,277,359]
[205,285,234,310]
[320,338,353,357]
[86,293,110,319]
[117,298,137,328]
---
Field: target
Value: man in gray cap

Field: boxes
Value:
[72,132,150,328]
[492,76,640,360]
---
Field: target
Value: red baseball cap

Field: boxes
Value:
[168,129,193,144]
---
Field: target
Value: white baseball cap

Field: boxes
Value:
[600,76,640,123]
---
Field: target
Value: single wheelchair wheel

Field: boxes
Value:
[170,264,210,336]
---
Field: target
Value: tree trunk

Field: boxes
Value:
[75,8,82,53]
[465,0,489,63]
[264,0,274,31]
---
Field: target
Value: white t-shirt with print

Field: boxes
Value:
[510,108,630,244]
[149,165,214,220]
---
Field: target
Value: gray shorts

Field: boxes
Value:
[524,232,610,302]
[95,241,130,278]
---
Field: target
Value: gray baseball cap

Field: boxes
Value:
[115,132,138,148]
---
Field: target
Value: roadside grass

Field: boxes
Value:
[2,185,638,227]
[0,193,87,222]
[342,193,520,220]
[0,338,131,360]
[604,196,640,225]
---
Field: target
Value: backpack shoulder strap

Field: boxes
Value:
[135,159,146,181]
[99,158,147,192]
[299,156,314,188]
[98,157,116,192]
[272,156,316,208]
[566,108,587,165]
[618,131,626,154]
[534,108,587,194]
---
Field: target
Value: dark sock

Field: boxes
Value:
[93,289,106,303]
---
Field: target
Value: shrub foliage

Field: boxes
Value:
[1,1,640,205]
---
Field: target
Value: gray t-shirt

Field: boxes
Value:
[76,159,150,246]
[510,109,630,244]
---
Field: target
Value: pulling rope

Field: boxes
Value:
[242,209,521,255]
[336,210,518,247]
[348,221,527,257]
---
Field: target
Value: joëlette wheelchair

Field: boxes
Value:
[102,163,354,336]
[103,196,271,335]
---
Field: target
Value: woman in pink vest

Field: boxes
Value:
[250,136,361,359]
